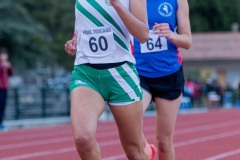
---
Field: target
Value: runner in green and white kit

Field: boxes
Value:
[65,0,151,159]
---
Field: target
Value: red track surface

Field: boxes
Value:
[1,108,240,160]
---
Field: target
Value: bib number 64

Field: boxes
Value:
[140,30,168,53]
[146,37,162,51]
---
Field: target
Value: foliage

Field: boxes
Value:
[0,0,51,69]
[20,0,76,69]
[0,0,75,71]
[189,0,240,32]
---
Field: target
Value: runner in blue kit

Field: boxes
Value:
[133,0,192,159]
[64,0,156,159]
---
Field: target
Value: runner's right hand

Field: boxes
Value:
[64,34,77,56]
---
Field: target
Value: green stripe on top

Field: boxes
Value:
[75,0,129,52]
[114,35,128,51]
[76,0,104,26]
[87,0,126,39]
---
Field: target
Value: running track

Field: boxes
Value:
[1,108,240,160]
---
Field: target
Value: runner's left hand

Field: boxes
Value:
[153,23,175,40]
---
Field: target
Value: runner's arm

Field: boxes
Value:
[153,0,192,49]
[110,0,149,43]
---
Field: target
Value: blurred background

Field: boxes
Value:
[1,0,240,121]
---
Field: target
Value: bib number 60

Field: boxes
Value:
[89,36,108,53]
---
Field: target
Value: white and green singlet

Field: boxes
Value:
[74,0,135,65]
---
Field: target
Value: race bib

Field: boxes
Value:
[80,26,116,57]
[140,30,168,53]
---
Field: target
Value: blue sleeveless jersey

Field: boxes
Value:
[134,0,182,78]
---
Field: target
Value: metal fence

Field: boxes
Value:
[4,87,240,120]
[5,87,70,120]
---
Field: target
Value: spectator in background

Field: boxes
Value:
[0,47,13,130]
[206,79,223,108]
[184,78,202,106]
[184,78,194,105]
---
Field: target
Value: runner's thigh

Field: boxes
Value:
[155,95,182,136]
[71,87,106,137]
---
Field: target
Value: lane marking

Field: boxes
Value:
[102,154,126,160]
[102,129,240,160]
[0,147,75,160]
[1,120,240,151]
[175,120,240,135]
[0,137,120,150]
[2,129,240,160]
[1,110,240,159]
[204,148,240,160]
[174,129,240,147]
[1,116,239,142]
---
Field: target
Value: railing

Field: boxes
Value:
[5,87,70,120]
[5,87,240,120]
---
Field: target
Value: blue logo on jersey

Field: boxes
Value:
[158,2,173,17]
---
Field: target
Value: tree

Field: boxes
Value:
[189,0,240,32]
[20,0,76,70]
[0,0,52,70]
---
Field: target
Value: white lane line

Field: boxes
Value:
[0,130,118,143]
[144,119,240,141]
[1,116,239,143]
[0,137,120,150]
[1,140,122,160]
[101,129,240,160]
[1,119,240,151]
[174,129,240,147]
[0,147,75,160]
[2,129,240,160]
[102,154,126,160]
[0,140,121,160]
[0,125,118,142]
[0,137,71,150]
[204,148,240,160]
[0,123,118,140]
[175,119,240,135]
[0,130,70,142]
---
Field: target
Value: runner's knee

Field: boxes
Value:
[124,144,146,160]
[73,132,96,150]
[156,136,173,153]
